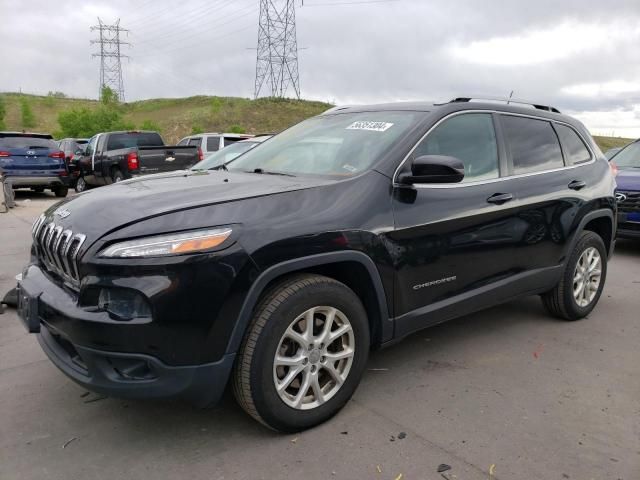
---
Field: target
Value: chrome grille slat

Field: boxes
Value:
[31,219,86,288]
[617,191,640,213]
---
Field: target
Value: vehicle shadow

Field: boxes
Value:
[614,238,640,256]
[81,295,555,440]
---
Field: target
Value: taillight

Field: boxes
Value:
[0,151,10,157]
[610,161,618,177]
[49,151,65,159]
[58,170,68,177]
[198,147,204,161]
[127,152,139,171]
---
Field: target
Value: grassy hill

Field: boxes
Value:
[0,93,332,144]
[0,92,634,150]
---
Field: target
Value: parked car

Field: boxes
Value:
[17,98,615,432]
[75,130,202,192]
[191,135,272,170]
[609,139,640,238]
[0,132,70,197]
[178,132,254,155]
[604,147,622,159]
[58,138,89,164]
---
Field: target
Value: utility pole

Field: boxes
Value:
[90,18,130,101]
[254,0,300,99]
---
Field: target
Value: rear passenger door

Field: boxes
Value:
[498,114,593,274]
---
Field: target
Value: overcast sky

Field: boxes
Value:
[2,0,640,137]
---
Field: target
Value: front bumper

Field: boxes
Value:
[37,325,234,406]
[17,263,237,406]
[617,213,640,239]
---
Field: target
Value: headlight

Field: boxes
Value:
[100,227,232,258]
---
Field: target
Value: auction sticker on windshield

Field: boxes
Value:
[346,121,394,132]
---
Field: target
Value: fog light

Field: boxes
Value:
[98,288,151,321]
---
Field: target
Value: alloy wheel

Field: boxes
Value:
[273,306,355,410]
[572,246,602,307]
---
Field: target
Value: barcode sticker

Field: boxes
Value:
[346,121,394,132]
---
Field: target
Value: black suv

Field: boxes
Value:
[17,98,616,432]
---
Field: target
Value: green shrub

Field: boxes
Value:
[0,95,6,130]
[191,126,204,134]
[140,119,161,131]
[228,125,246,134]
[20,98,36,128]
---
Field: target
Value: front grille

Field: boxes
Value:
[617,190,640,213]
[31,214,86,287]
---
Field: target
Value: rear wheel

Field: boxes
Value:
[112,169,124,183]
[75,176,87,193]
[541,231,607,320]
[53,186,68,198]
[233,274,369,432]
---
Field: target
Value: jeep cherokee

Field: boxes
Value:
[17,98,616,432]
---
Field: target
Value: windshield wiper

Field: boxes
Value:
[250,168,295,177]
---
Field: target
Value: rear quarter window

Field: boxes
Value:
[555,124,591,164]
[501,115,564,175]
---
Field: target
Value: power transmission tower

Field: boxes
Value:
[254,0,300,99]
[90,18,130,101]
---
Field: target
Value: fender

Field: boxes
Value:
[568,208,615,258]
[225,250,392,354]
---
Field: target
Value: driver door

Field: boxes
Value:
[389,112,523,336]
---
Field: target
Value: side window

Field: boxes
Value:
[501,115,564,174]
[412,113,499,183]
[85,136,97,156]
[188,137,203,148]
[223,137,240,147]
[555,124,591,164]
[177,138,188,146]
[206,136,220,151]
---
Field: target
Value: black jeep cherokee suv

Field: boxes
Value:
[18,98,616,432]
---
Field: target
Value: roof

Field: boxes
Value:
[0,131,53,139]
[183,132,254,138]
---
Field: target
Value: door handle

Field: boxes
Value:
[568,180,586,190]
[487,193,513,205]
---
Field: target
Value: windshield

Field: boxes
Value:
[227,111,422,177]
[611,141,640,169]
[191,141,260,170]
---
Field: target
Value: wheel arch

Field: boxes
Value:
[226,251,392,355]
[572,208,615,258]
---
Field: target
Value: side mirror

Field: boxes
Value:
[399,155,465,184]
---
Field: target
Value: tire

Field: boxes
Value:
[112,169,124,183]
[31,187,44,193]
[75,176,87,193]
[541,231,607,320]
[233,274,370,432]
[53,186,68,198]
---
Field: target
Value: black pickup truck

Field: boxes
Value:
[75,131,202,192]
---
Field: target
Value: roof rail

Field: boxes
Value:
[449,96,561,114]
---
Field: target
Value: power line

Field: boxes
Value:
[90,18,130,101]
[255,0,301,99]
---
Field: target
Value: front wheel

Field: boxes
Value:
[233,274,369,432]
[541,231,607,320]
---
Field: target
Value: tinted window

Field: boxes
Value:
[177,138,188,146]
[555,124,591,164]
[106,132,164,150]
[502,116,563,174]
[188,137,203,148]
[412,113,499,183]
[223,137,241,147]
[0,136,57,149]
[85,136,97,156]
[206,137,220,151]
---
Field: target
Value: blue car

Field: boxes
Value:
[0,132,69,197]
[610,139,640,238]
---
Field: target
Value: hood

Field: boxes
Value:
[44,169,332,240]
[615,168,640,192]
